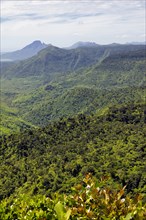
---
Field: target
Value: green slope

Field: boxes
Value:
[10,86,144,126]
[0,103,145,200]
[0,102,36,135]
[1,45,146,133]
[0,45,146,218]
[1,44,145,78]
[11,49,146,126]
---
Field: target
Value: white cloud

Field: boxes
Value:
[1,0,145,51]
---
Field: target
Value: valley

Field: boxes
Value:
[1,43,145,133]
[0,42,146,219]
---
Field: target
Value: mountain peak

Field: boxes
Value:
[32,40,42,44]
[23,40,47,50]
[69,41,99,49]
[1,41,48,61]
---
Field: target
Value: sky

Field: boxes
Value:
[0,0,146,51]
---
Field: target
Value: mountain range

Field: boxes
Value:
[1,43,145,78]
[0,40,146,218]
[1,40,146,61]
[1,42,145,133]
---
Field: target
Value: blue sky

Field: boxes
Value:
[1,0,145,51]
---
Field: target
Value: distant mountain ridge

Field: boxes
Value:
[1,40,145,61]
[1,40,48,61]
[126,41,146,45]
[1,44,145,79]
[68,41,99,49]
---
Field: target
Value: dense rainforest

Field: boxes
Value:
[0,103,146,219]
[0,44,146,219]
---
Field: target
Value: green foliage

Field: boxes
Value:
[0,103,145,200]
[0,194,57,219]
[0,175,145,219]
[55,202,71,220]
[1,45,145,131]
[0,102,35,135]
[0,45,146,219]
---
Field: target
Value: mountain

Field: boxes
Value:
[1,44,145,79]
[68,41,99,49]
[1,40,48,61]
[1,44,145,132]
[0,42,146,219]
[1,44,106,78]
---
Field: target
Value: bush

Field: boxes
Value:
[0,174,145,219]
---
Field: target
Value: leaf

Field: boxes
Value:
[54,202,64,220]
[54,202,71,220]
[64,209,71,220]
[124,213,133,220]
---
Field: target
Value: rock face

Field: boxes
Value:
[1,41,48,61]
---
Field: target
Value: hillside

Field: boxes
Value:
[0,103,146,200]
[0,44,146,219]
[1,45,105,78]
[0,103,35,135]
[1,44,145,133]
[1,44,145,78]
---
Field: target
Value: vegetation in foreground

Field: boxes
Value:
[0,103,146,219]
[0,174,146,219]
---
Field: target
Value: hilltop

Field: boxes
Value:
[1,40,48,61]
